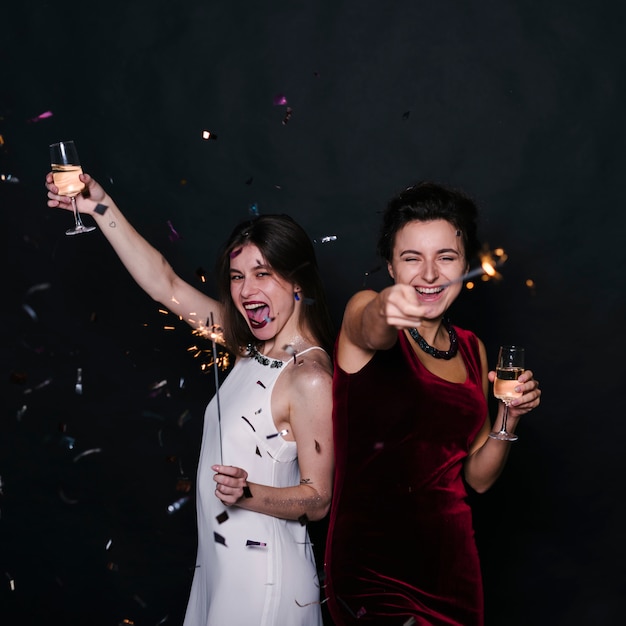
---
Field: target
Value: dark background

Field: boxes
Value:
[2,1,625,624]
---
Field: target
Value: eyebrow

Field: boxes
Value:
[229,261,270,273]
[399,248,460,256]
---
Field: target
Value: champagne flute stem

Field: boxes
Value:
[71,197,86,228]
[499,401,510,435]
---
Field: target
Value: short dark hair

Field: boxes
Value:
[215,214,335,355]
[377,182,481,264]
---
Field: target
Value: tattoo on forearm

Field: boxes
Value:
[109,221,117,228]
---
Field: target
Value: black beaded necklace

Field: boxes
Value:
[408,318,458,360]
[247,344,284,368]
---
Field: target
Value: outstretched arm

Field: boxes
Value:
[337,286,439,373]
[46,172,222,329]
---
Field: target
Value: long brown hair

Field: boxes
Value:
[215,214,335,356]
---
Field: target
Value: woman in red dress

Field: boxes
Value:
[324,182,541,625]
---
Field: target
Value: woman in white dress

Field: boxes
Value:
[46,172,335,626]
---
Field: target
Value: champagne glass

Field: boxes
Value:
[489,345,525,441]
[49,140,96,235]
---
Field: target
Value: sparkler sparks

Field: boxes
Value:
[442,247,507,288]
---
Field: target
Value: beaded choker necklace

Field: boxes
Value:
[408,318,458,360]
[247,345,284,368]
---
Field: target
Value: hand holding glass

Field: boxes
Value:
[49,140,96,235]
[489,345,524,441]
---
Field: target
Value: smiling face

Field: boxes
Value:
[229,244,299,342]
[388,219,468,317]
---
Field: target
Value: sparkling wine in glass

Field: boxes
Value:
[489,345,524,441]
[49,140,96,235]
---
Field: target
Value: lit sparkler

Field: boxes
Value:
[209,313,224,464]
[442,247,507,288]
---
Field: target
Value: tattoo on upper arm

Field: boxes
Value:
[300,478,312,485]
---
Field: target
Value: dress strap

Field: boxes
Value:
[295,346,327,357]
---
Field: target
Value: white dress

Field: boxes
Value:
[183,347,324,626]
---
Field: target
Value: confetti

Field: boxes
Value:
[266,429,288,439]
[25,282,51,296]
[167,220,181,242]
[75,367,83,394]
[27,110,53,123]
[178,410,192,427]
[73,448,102,462]
[22,303,38,322]
[249,202,260,216]
[241,416,256,431]
[0,174,19,183]
[167,496,190,514]
[216,511,229,524]
[273,94,288,106]
[134,595,147,608]
[365,265,382,276]
[214,532,227,546]
[176,478,192,493]
[246,539,267,547]
[58,435,76,450]
[201,130,218,140]
[282,107,293,125]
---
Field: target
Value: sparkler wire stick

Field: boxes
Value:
[209,312,224,464]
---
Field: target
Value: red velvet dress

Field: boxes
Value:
[324,327,487,625]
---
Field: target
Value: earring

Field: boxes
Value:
[294,292,300,301]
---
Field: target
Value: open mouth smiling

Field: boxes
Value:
[244,301,271,328]
[415,286,444,295]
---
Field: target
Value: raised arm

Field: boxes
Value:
[46,172,222,329]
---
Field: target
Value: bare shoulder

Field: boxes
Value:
[283,347,333,394]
